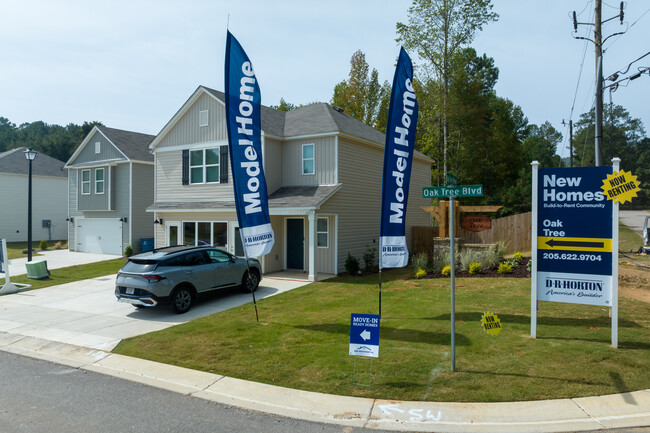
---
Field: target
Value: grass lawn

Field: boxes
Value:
[4,241,67,260]
[114,267,650,403]
[0,258,126,291]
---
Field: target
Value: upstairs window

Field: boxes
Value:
[95,142,101,153]
[190,148,220,184]
[95,168,105,194]
[302,143,314,175]
[199,110,209,127]
[81,169,90,195]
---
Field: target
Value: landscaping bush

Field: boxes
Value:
[495,241,508,261]
[345,252,360,275]
[432,249,453,273]
[414,267,427,279]
[124,245,133,257]
[459,248,479,271]
[53,241,64,249]
[498,262,513,274]
[441,265,451,276]
[513,251,524,263]
[411,252,428,273]
[39,240,48,250]
[469,261,481,275]
[363,246,377,270]
[480,248,500,270]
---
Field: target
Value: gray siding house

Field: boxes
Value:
[65,126,155,255]
[149,86,432,280]
[0,148,67,242]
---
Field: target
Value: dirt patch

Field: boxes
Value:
[619,265,650,303]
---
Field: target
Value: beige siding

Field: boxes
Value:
[264,215,285,273]
[264,137,283,195]
[282,136,336,186]
[321,138,431,272]
[155,149,234,202]
[315,214,336,274]
[157,93,227,149]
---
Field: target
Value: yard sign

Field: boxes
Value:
[531,160,620,347]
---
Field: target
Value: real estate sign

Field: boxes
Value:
[349,313,380,358]
[536,166,613,306]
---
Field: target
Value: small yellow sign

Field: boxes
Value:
[481,312,502,336]
[601,170,641,204]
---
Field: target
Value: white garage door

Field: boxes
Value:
[77,219,123,255]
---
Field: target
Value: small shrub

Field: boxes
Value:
[498,262,513,274]
[53,241,64,249]
[345,252,360,275]
[411,252,429,272]
[527,258,532,272]
[479,248,499,270]
[441,265,451,276]
[363,246,377,270]
[124,245,133,257]
[495,241,508,261]
[513,251,524,263]
[469,261,481,275]
[415,267,427,279]
[459,248,480,271]
[39,240,48,250]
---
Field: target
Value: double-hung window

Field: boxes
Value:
[302,143,315,175]
[190,148,220,184]
[81,169,90,195]
[95,168,105,194]
[317,217,329,248]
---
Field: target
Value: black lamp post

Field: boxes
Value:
[24,148,37,262]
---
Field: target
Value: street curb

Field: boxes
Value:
[1,332,649,432]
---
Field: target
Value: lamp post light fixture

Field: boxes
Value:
[24,148,37,262]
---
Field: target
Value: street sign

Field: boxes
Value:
[349,313,380,358]
[422,185,483,198]
[446,173,457,186]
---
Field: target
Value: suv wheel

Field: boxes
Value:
[241,270,260,293]
[170,285,193,314]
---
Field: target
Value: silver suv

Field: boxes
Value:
[115,246,262,314]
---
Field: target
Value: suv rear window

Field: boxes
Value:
[122,259,158,273]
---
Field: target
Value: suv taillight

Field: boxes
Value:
[143,275,164,282]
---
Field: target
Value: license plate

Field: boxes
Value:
[126,287,135,295]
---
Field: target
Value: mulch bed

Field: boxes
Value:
[418,257,531,279]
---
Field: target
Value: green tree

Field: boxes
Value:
[331,50,388,129]
[397,0,498,177]
[270,98,297,112]
[522,121,563,168]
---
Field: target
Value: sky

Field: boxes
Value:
[1,0,648,162]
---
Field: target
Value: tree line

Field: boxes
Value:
[0,117,102,163]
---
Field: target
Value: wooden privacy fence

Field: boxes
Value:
[411,212,532,256]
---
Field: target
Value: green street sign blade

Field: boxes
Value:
[423,184,484,198]
[446,173,457,186]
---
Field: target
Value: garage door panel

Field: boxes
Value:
[77,219,122,255]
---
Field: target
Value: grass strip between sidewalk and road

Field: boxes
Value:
[0,258,126,291]
[114,266,650,403]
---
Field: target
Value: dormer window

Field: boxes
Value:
[95,142,101,153]
[199,110,209,127]
[302,143,315,175]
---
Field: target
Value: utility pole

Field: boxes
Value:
[594,0,603,166]
[572,2,624,167]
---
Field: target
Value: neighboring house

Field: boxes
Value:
[0,147,67,242]
[149,85,432,280]
[65,126,155,255]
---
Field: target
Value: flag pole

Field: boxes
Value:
[239,230,259,322]
[378,238,382,317]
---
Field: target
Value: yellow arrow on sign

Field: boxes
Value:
[537,236,612,252]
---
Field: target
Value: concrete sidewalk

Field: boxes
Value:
[1,249,123,278]
[0,333,649,432]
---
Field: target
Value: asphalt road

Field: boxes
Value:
[0,351,396,433]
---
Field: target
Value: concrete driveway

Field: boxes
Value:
[1,249,123,278]
[0,274,310,351]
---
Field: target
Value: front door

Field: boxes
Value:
[286,218,304,270]
[166,221,181,247]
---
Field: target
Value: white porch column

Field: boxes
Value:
[308,210,317,281]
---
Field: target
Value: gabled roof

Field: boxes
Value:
[151,85,431,162]
[66,125,155,167]
[0,147,66,177]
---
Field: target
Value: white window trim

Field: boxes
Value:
[199,110,209,127]
[189,148,221,185]
[317,217,329,248]
[81,169,91,195]
[95,168,105,195]
[302,143,315,175]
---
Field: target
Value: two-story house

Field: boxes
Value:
[65,126,156,255]
[149,86,432,281]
